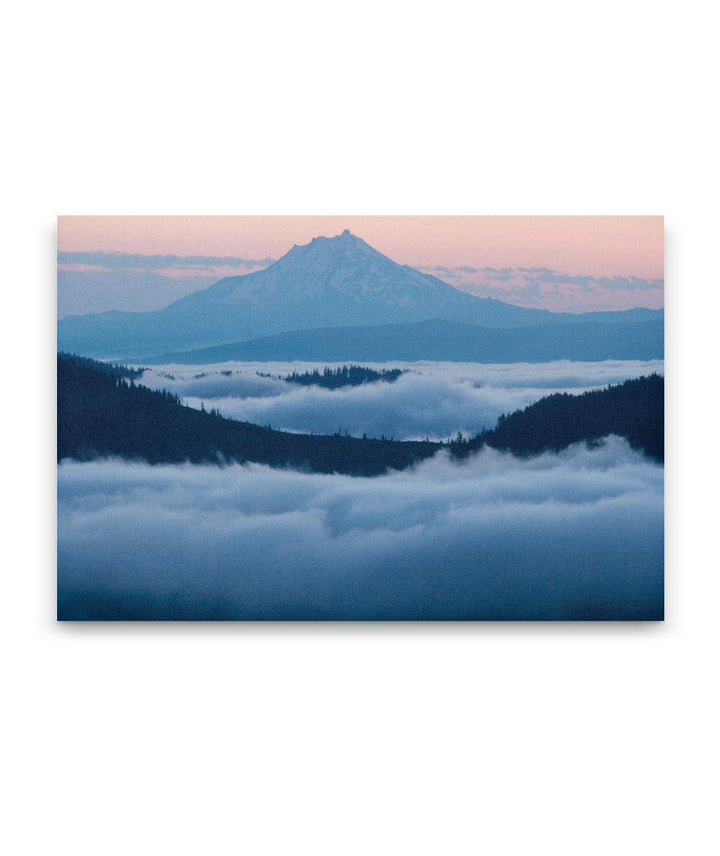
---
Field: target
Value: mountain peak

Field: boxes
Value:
[310,228,361,245]
[284,230,372,262]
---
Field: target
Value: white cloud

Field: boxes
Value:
[58,437,664,620]
[139,359,665,440]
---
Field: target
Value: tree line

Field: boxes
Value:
[449,374,664,462]
[281,365,404,389]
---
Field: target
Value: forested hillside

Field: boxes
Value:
[454,374,664,462]
[57,354,439,475]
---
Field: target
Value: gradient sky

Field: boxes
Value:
[58,216,664,316]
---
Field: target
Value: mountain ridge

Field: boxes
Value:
[139,316,664,365]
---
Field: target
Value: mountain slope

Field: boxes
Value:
[142,317,664,364]
[457,374,664,462]
[58,230,664,358]
[57,353,440,476]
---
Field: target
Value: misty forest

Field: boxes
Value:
[281,365,405,388]
[58,354,663,470]
[57,229,664,621]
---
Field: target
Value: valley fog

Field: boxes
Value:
[138,359,664,441]
[57,437,663,621]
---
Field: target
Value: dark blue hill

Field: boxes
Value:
[144,317,663,364]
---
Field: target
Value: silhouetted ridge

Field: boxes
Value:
[451,374,664,462]
[57,354,439,476]
[58,351,144,380]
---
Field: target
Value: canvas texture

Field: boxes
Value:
[57,216,664,620]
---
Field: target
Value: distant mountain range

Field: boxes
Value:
[58,230,664,361]
[145,317,664,364]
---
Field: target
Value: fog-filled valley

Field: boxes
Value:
[138,359,663,442]
[58,436,663,620]
[57,356,664,620]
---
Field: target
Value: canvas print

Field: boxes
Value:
[57,216,664,620]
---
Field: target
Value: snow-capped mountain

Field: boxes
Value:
[58,230,663,359]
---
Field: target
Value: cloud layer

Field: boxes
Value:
[58,437,664,621]
[140,359,665,441]
[419,265,664,312]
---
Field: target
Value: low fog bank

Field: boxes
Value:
[138,359,664,441]
[58,437,663,620]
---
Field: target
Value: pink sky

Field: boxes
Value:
[58,215,663,279]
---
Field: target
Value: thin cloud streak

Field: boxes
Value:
[57,251,274,316]
[57,251,275,270]
[419,265,664,312]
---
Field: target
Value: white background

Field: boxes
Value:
[2,1,718,854]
